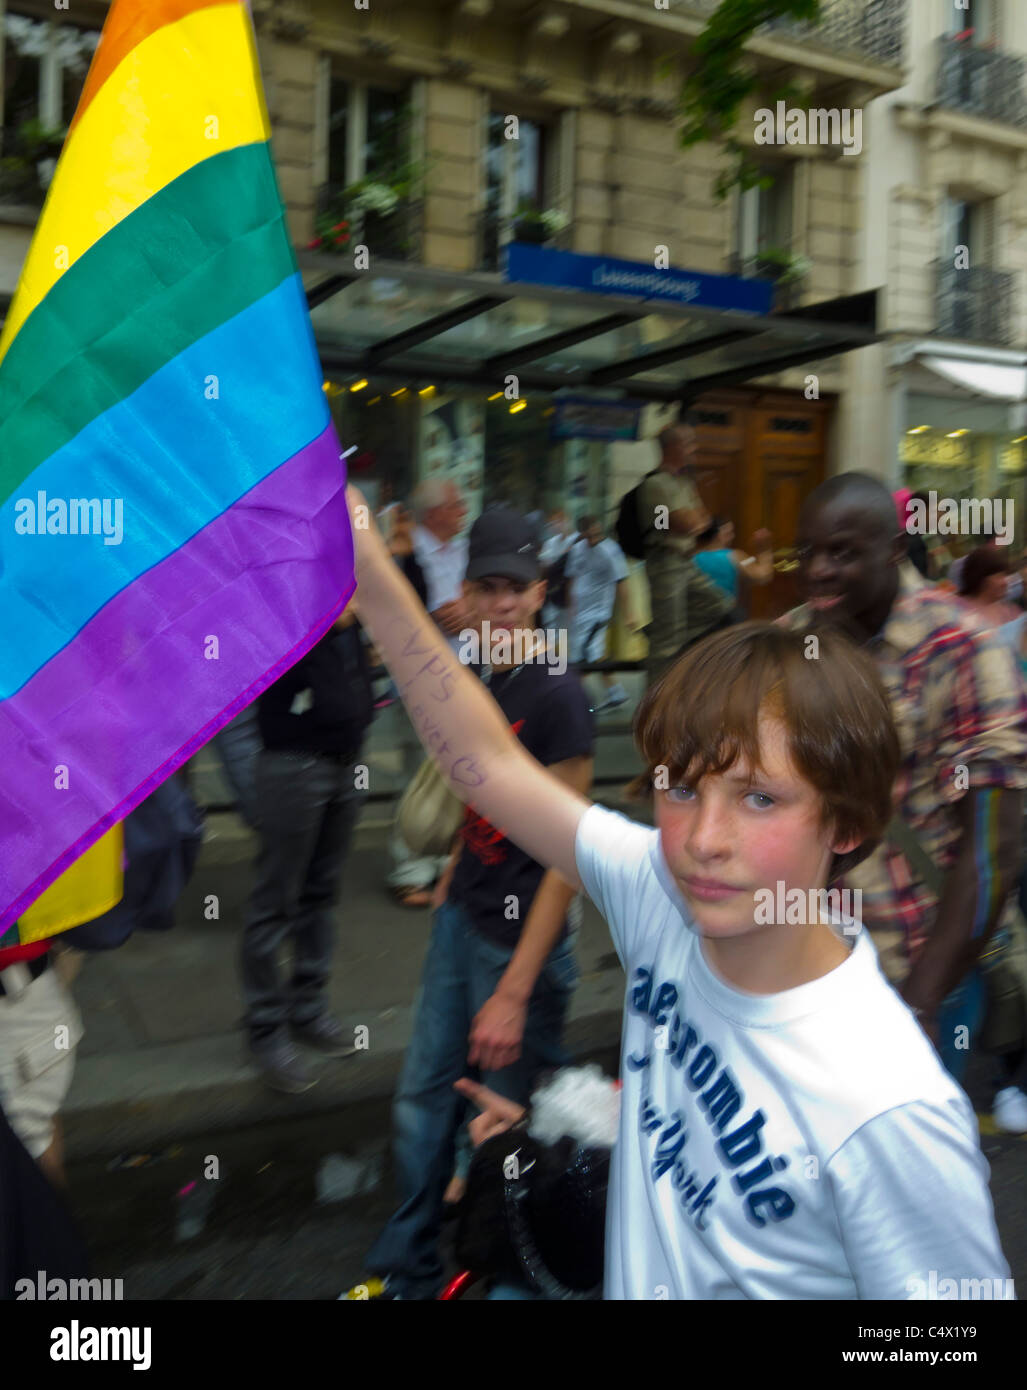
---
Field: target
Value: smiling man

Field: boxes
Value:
[779,472,1027,1130]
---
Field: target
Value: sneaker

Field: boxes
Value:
[340,1276,395,1301]
[248,1033,316,1094]
[604,683,628,708]
[993,1086,1027,1134]
[291,1013,358,1057]
[339,1274,440,1301]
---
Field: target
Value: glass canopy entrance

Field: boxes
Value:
[298,250,880,403]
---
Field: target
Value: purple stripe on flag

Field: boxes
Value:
[0,422,354,932]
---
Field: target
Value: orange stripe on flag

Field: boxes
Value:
[70,0,231,137]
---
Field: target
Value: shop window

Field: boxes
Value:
[1,12,99,204]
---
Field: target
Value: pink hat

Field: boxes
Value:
[893,487,913,527]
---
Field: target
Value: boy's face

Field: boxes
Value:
[463,575,545,634]
[655,714,860,938]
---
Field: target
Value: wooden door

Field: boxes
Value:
[689,390,832,621]
[690,399,745,529]
[745,397,830,620]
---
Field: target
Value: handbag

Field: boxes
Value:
[395,756,465,858]
[887,813,1027,1055]
[455,1066,617,1299]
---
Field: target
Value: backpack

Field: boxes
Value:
[614,470,659,560]
[544,545,574,610]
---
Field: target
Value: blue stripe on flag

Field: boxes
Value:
[0,273,329,698]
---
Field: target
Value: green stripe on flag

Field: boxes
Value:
[0,142,296,506]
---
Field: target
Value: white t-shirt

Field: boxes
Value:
[413,525,469,652]
[574,804,1012,1301]
[566,537,629,625]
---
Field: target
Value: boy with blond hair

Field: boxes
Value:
[347,489,1010,1300]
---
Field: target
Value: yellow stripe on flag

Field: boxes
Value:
[0,3,270,365]
[18,824,124,942]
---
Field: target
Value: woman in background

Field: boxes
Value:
[690,517,774,616]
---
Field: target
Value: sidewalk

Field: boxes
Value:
[62,801,635,1162]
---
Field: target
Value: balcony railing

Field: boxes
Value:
[678,0,905,67]
[313,186,423,262]
[727,253,804,313]
[935,37,1027,130]
[475,207,572,273]
[935,262,1016,347]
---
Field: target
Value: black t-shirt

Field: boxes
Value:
[258,624,373,756]
[449,661,593,949]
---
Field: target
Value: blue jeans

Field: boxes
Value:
[366,897,578,1297]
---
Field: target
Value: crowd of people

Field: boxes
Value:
[2,414,1025,1302]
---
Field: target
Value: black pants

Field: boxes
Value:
[241,749,360,1044]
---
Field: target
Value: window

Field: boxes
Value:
[485,111,549,222]
[480,110,552,269]
[946,0,998,42]
[2,13,98,135]
[326,77,409,191]
[1,12,98,201]
[736,166,794,263]
[942,197,995,264]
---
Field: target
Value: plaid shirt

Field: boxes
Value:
[779,562,1027,963]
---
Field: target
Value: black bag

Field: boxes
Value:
[544,547,574,610]
[455,1127,609,1299]
[61,776,204,951]
[614,471,659,560]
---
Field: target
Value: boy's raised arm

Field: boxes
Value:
[347,487,590,889]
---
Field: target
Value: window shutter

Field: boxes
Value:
[549,107,576,228]
[313,54,330,190]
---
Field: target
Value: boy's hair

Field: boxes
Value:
[629,621,901,883]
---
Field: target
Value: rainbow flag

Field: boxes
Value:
[0,0,355,939]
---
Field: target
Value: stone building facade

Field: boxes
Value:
[3,0,1021,602]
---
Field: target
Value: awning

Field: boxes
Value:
[919,354,1027,403]
[296,250,880,403]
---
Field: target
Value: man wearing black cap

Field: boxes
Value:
[358,506,594,1301]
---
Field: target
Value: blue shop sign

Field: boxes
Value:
[550,396,645,442]
[503,243,773,316]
